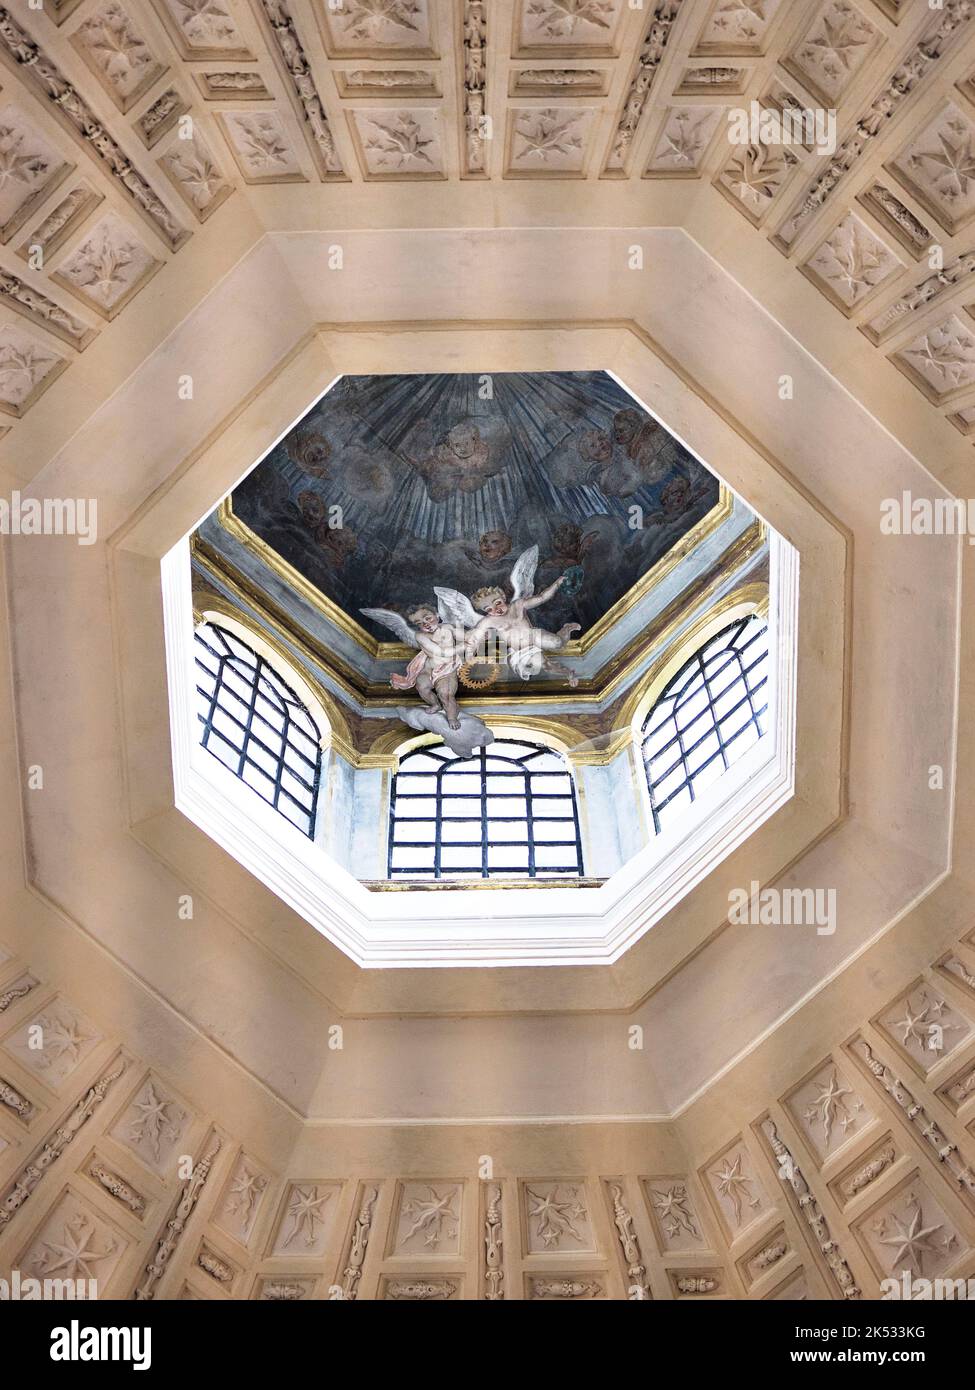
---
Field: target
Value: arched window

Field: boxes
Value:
[194,622,322,838]
[388,739,584,881]
[641,614,769,835]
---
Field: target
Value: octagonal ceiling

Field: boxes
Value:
[0,0,968,1120]
[173,336,785,956]
[1,0,975,1317]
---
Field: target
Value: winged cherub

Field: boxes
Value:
[359,600,464,729]
[436,545,581,686]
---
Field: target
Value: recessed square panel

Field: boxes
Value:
[316,0,437,58]
[212,1151,272,1245]
[54,210,160,321]
[892,313,975,406]
[19,1189,130,1293]
[269,1181,342,1256]
[506,106,593,176]
[645,107,726,178]
[0,103,71,243]
[390,1180,463,1254]
[783,1056,876,1164]
[693,0,787,56]
[642,1176,709,1253]
[153,0,253,60]
[853,1176,966,1283]
[803,212,902,314]
[715,139,799,225]
[938,1056,975,1114]
[782,0,881,107]
[219,111,305,183]
[109,1072,194,1177]
[158,131,234,221]
[522,1179,596,1254]
[874,979,974,1074]
[73,2,167,113]
[514,0,623,56]
[349,107,445,178]
[0,323,66,418]
[889,101,975,236]
[701,1137,771,1240]
[2,996,102,1091]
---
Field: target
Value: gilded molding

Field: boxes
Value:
[616,579,769,736]
[195,508,760,719]
[215,486,734,664]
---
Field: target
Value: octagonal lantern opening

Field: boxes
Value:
[163,366,797,967]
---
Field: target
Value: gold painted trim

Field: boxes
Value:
[218,496,398,659]
[193,519,766,717]
[619,582,770,735]
[575,486,733,654]
[362,877,608,892]
[193,591,361,763]
[216,483,733,662]
[568,582,769,767]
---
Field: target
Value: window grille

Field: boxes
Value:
[388,738,584,880]
[641,615,769,834]
[194,622,322,838]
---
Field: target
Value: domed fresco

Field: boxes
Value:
[227,371,720,645]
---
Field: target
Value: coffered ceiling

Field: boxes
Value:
[1,1,974,1304]
[0,0,974,464]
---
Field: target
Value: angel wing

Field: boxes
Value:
[509,544,539,602]
[434,586,480,629]
[359,608,418,647]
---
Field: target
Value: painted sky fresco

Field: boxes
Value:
[230,371,720,642]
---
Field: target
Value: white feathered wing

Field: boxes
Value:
[359,608,419,647]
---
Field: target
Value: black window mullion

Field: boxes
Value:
[643,616,770,835]
[195,624,322,839]
[389,738,583,881]
[479,745,489,879]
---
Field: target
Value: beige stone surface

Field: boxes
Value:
[0,0,973,1299]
